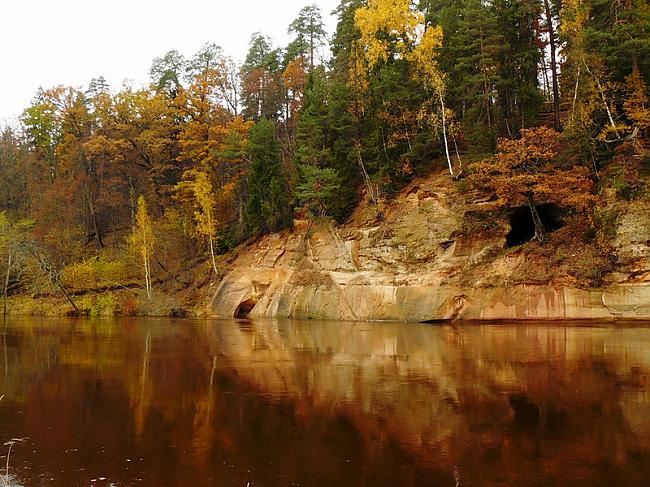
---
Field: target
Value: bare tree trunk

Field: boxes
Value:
[479,29,492,129]
[141,225,152,302]
[143,253,152,302]
[440,93,454,177]
[572,66,581,121]
[526,192,546,244]
[355,142,377,204]
[209,236,218,275]
[3,253,12,319]
[33,250,80,313]
[128,176,137,226]
[583,60,620,138]
[452,133,463,177]
[544,0,561,130]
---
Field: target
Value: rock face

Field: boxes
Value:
[211,172,650,322]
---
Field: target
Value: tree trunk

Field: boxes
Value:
[3,253,12,319]
[209,236,219,275]
[143,253,152,302]
[479,28,492,129]
[526,192,546,244]
[583,60,620,138]
[572,66,581,121]
[439,92,454,177]
[141,225,152,302]
[355,142,377,204]
[544,0,561,130]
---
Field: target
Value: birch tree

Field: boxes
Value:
[132,197,155,301]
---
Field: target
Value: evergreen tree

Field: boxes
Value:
[492,0,543,133]
[295,165,341,217]
[286,4,328,71]
[295,69,331,169]
[245,119,292,234]
[440,0,505,149]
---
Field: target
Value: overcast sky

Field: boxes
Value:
[0,0,340,123]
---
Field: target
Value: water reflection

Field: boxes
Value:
[0,318,649,486]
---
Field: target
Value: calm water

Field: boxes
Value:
[0,318,650,486]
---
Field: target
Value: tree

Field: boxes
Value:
[245,119,292,234]
[150,50,186,97]
[440,0,505,143]
[287,4,328,71]
[241,33,283,121]
[492,0,543,133]
[131,197,155,301]
[295,165,341,217]
[295,69,331,169]
[282,56,308,146]
[0,213,79,314]
[542,0,561,130]
[471,127,594,244]
[175,170,222,274]
[407,25,457,176]
[624,68,650,137]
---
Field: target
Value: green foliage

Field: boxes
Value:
[286,4,328,68]
[295,165,341,217]
[245,119,292,234]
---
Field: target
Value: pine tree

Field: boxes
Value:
[296,165,341,217]
[441,0,505,147]
[295,69,331,169]
[286,4,328,71]
[245,119,292,234]
[492,0,543,133]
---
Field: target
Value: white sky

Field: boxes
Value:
[0,0,340,123]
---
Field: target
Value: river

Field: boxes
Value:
[0,318,650,486]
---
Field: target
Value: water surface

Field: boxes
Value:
[1,318,650,486]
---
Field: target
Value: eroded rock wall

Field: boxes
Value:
[211,172,650,322]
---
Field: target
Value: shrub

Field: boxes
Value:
[61,255,138,291]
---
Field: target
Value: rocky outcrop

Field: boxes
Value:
[211,172,650,322]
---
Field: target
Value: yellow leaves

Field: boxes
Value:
[624,69,650,133]
[175,170,219,241]
[407,26,444,90]
[134,196,155,257]
[559,0,589,42]
[355,0,424,69]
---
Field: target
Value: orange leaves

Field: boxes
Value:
[471,127,595,211]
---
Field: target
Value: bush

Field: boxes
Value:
[61,255,138,291]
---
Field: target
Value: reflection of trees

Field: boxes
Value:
[0,318,650,486]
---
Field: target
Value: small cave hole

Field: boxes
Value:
[234,299,258,319]
[506,204,564,247]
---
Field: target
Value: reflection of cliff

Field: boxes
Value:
[211,320,650,485]
[1,318,650,486]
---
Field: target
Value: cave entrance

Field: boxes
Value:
[506,204,564,247]
[234,299,258,319]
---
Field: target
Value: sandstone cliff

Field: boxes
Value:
[210,171,650,322]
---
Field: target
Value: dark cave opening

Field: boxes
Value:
[506,204,564,247]
[234,299,258,319]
